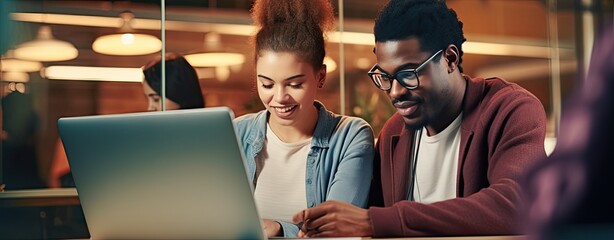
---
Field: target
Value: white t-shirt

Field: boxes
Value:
[253,125,311,222]
[412,113,463,203]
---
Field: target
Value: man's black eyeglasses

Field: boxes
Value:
[367,49,443,91]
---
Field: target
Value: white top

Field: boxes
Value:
[412,113,463,203]
[253,125,311,222]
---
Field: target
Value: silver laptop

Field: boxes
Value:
[58,107,266,240]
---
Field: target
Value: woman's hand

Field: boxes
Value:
[262,218,282,237]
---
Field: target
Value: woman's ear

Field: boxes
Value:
[444,45,459,74]
[318,65,327,88]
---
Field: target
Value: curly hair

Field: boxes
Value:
[374,0,466,72]
[251,0,335,70]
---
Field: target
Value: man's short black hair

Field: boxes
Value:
[374,0,466,72]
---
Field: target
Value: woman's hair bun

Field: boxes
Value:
[251,0,334,33]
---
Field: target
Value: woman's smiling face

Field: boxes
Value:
[256,51,324,127]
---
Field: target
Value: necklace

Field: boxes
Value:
[407,128,423,201]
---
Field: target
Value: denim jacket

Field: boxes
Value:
[234,101,374,237]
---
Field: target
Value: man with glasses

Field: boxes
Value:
[293,0,547,237]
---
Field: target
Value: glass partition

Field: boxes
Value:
[1,0,591,192]
[1,1,163,238]
[1,0,164,191]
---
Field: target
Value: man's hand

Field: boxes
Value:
[292,200,373,238]
[262,219,282,237]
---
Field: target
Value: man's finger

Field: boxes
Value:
[312,221,335,233]
[292,204,329,223]
[292,209,307,224]
[298,219,310,233]
[304,221,336,238]
[303,226,322,238]
[306,229,336,238]
[303,212,332,231]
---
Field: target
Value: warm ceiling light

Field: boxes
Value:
[1,50,43,72]
[13,26,79,62]
[93,33,162,55]
[463,42,555,58]
[215,66,231,82]
[92,11,161,56]
[5,82,27,93]
[323,56,337,73]
[184,32,245,67]
[355,57,372,69]
[2,71,30,83]
[328,31,375,46]
[11,13,576,59]
[184,53,245,67]
[42,66,144,82]
[1,58,42,72]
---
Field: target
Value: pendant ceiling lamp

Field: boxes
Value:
[92,11,162,56]
[184,32,245,67]
[2,71,30,83]
[13,25,79,62]
[1,50,43,73]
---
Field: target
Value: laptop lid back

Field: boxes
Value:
[58,107,265,239]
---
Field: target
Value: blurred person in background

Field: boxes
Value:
[0,91,50,239]
[141,52,205,111]
[1,91,45,190]
[525,27,614,240]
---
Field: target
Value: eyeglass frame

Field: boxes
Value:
[367,49,444,91]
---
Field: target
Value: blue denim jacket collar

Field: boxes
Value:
[245,101,335,152]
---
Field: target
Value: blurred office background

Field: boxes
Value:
[0,0,612,238]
